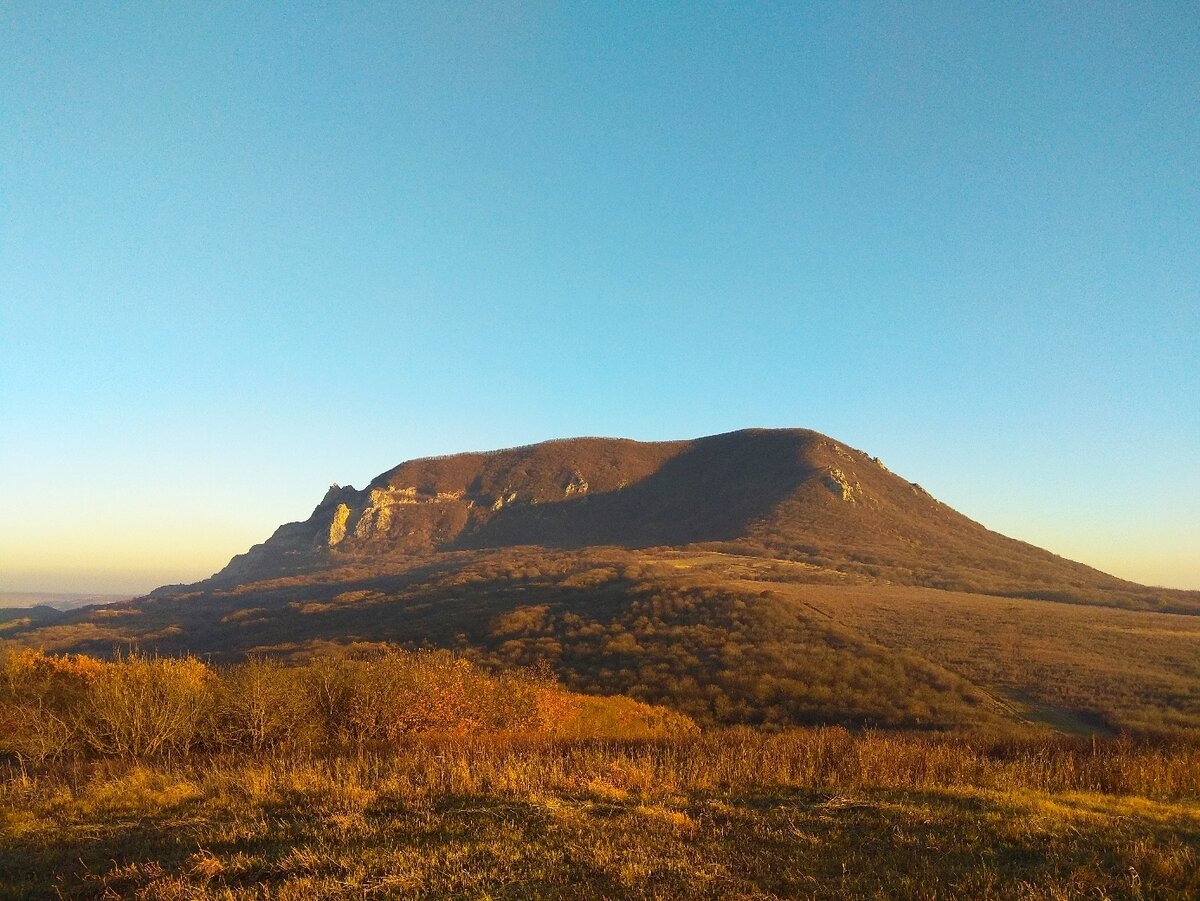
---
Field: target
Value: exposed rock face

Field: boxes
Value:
[822,467,860,503]
[327,504,351,546]
[352,490,391,540]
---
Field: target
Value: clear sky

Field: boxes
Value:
[2,3,1197,594]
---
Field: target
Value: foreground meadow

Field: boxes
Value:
[2,649,1199,898]
[4,731,1200,900]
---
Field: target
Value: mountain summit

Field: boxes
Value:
[212,428,1152,606]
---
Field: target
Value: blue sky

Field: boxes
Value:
[2,3,1197,593]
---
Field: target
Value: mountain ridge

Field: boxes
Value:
[202,428,1177,610]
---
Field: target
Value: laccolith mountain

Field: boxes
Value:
[209,428,1163,607]
[12,429,1200,734]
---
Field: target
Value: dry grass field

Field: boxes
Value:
[793,582,1200,735]
[3,732,1199,899]
[2,650,1200,899]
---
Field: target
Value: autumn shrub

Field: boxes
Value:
[76,651,216,759]
[0,646,694,763]
[302,653,362,744]
[554,693,698,739]
[247,649,603,750]
[0,649,102,762]
[332,649,553,742]
[216,656,316,752]
[271,648,675,744]
[0,649,219,761]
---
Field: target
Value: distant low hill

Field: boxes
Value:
[0,604,64,628]
[6,429,1198,735]
[0,591,130,611]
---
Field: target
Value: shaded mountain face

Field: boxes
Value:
[217,430,807,582]
[208,428,1156,606]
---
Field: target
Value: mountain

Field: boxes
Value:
[7,429,1199,735]
[209,428,1170,608]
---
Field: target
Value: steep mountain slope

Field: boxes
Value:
[209,429,1178,609]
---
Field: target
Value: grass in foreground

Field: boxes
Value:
[3,731,1199,900]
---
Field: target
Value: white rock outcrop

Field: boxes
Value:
[328,503,351,546]
[823,468,861,503]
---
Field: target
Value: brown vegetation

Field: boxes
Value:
[808,583,1200,736]
[2,650,1199,898]
[0,648,693,765]
[10,547,1199,741]
[2,729,1198,898]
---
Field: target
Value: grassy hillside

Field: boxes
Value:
[3,731,1199,899]
[9,548,1200,738]
[803,583,1200,736]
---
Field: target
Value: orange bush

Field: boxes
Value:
[0,646,695,762]
[0,649,104,762]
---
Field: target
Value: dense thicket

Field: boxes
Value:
[0,648,693,763]
[482,580,997,729]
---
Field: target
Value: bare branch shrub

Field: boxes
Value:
[0,649,100,762]
[217,656,315,752]
[77,651,215,759]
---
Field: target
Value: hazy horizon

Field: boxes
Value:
[3,5,1197,594]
